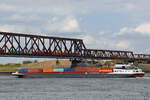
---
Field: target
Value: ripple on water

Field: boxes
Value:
[0,76,149,100]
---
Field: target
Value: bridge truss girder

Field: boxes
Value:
[0,32,150,61]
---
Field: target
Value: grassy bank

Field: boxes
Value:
[0,63,20,72]
[139,64,150,72]
[0,63,21,68]
[144,73,150,77]
[0,69,18,72]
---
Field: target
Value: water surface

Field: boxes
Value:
[0,76,150,100]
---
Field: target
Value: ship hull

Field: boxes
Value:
[14,73,136,78]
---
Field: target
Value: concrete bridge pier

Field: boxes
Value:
[70,58,82,68]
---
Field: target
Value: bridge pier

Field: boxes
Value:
[70,58,82,68]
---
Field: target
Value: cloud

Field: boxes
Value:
[45,16,80,33]
[0,0,150,64]
[114,27,134,36]
[0,24,45,35]
[135,23,150,35]
[115,23,150,36]
[3,14,44,22]
[81,32,119,50]
[116,40,130,49]
[61,18,79,32]
[0,24,25,32]
[0,4,14,12]
[0,0,138,15]
[81,34,96,45]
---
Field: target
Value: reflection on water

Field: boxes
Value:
[0,76,150,100]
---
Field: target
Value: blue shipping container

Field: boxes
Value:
[19,69,28,73]
[53,68,64,72]
[64,68,75,72]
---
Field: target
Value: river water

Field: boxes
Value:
[0,76,150,100]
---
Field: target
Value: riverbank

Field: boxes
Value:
[144,73,150,77]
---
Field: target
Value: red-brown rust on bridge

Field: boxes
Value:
[0,31,150,60]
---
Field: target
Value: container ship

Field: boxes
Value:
[12,64,144,78]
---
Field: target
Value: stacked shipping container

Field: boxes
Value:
[75,67,100,72]
[18,69,28,73]
[53,68,64,72]
[99,68,113,73]
[64,68,75,72]
[43,68,53,72]
[18,67,113,73]
[28,68,43,73]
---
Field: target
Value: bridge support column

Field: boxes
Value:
[70,58,82,68]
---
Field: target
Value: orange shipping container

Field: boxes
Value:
[43,68,53,72]
[99,68,113,73]
[28,68,43,73]
[75,67,100,72]
[75,67,88,72]
[85,68,100,72]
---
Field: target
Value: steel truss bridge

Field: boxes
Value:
[0,32,150,61]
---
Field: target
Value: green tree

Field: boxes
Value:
[97,63,103,67]
[56,59,60,65]
[22,61,32,64]
[113,60,126,64]
[104,61,112,67]
[133,61,139,66]
[34,60,38,63]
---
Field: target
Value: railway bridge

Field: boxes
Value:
[0,31,150,61]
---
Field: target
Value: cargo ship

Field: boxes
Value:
[12,64,144,78]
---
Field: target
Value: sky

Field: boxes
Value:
[0,0,150,64]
